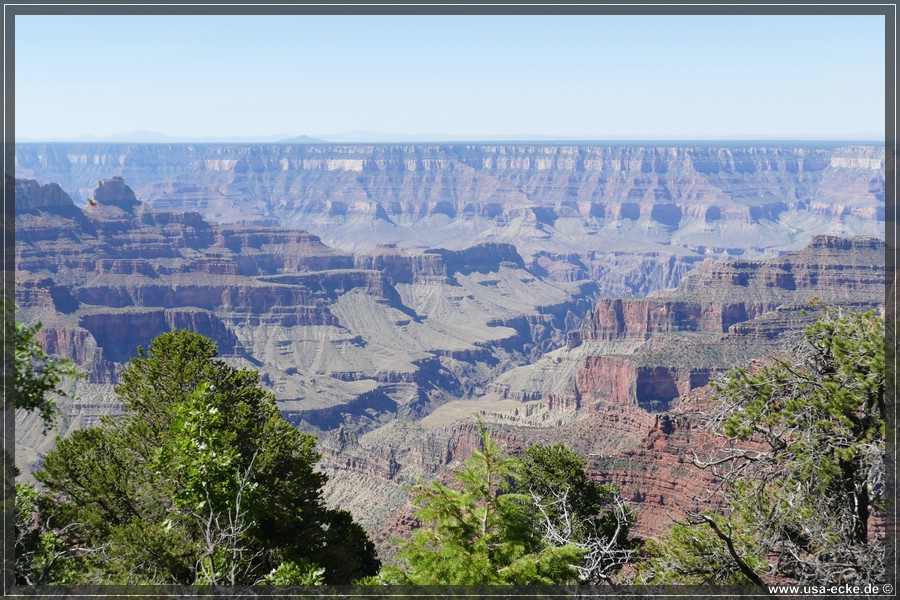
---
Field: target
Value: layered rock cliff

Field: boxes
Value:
[14,177,601,460]
[16,143,884,295]
[325,234,884,549]
[581,236,885,342]
[498,235,884,413]
[16,144,885,226]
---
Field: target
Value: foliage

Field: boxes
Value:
[263,560,325,586]
[640,310,885,585]
[15,482,86,585]
[15,313,80,427]
[31,330,379,585]
[521,443,637,583]
[639,511,770,585]
[318,509,382,585]
[382,426,598,585]
[13,310,83,584]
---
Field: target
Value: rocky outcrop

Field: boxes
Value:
[354,245,449,284]
[585,397,724,537]
[91,176,141,211]
[349,243,527,287]
[425,243,525,276]
[573,356,712,410]
[34,326,98,365]
[581,235,885,343]
[15,178,76,212]
[582,298,777,341]
[77,308,238,366]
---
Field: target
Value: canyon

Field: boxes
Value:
[13,141,886,556]
[15,143,884,292]
[14,174,599,472]
[324,235,885,544]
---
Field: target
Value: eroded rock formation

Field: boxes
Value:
[14,177,602,463]
[16,143,884,295]
[343,234,884,546]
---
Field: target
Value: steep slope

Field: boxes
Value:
[14,177,598,474]
[491,235,884,412]
[315,235,884,546]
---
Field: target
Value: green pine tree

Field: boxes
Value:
[380,424,583,585]
[639,310,886,585]
[33,329,379,585]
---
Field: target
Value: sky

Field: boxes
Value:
[14,13,887,142]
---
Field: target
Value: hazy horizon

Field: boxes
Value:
[15,128,887,145]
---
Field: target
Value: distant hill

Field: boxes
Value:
[278,134,329,144]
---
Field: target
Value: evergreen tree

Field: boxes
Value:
[380,425,583,585]
[521,443,637,583]
[32,330,379,585]
[639,310,886,585]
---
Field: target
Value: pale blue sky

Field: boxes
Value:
[15,14,887,141]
